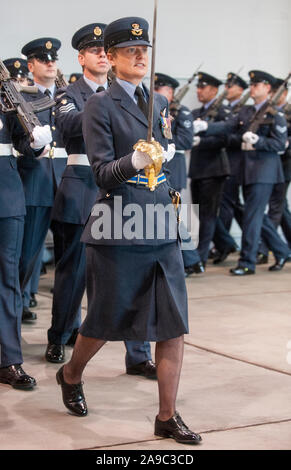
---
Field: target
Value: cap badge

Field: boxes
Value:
[227,73,232,79]
[61,98,67,105]
[250,72,254,78]
[71,76,76,82]
[131,23,143,36]
[14,60,21,69]
[46,41,53,50]
[94,26,102,36]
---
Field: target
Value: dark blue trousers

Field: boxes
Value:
[48,221,152,366]
[179,221,201,268]
[239,184,289,270]
[19,206,52,291]
[23,244,44,308]
[191,176,226,263]
[259,182,290,256]
[281,194,291,247]
[219,176,244,231]
[0,216,24,367]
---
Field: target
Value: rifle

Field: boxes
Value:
[203,71,245,122]
[232,90,251,114]
[170,63,203,117]
[0,59,54,141]
[55,68,68,89]
[247,72,291,133]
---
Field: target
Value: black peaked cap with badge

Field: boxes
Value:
[3,58,29,78]
[197,72,222,88]
[272,77,289,91]
[248,70,276,86]
[104,17,151,53]
[226,72,248,90]
[21,37,61,61]
[154,73,179,89]
[71,23,107,51]
[68,73,83,84]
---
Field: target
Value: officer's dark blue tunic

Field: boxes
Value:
[80,80,188,341]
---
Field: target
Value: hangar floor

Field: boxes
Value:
[1,254,291,450]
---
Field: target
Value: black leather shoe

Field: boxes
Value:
[268,255,291,271]
[22,307,37,323]
[208,247,220,259]
[184,261,205,277]
[56,365,88,416]
[29,293,38,308]
[230,266,255,276]
[256,253,269,265]
[0,364,36,390]
[126,360,157,380]
[45,344,65,363]
[213,246,236,264]
[155,412,202,444]
[66,329,79,347]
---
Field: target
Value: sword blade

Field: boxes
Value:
[147,0,158,142]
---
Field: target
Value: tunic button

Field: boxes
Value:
[53,142,57,147]
[106,193,110,198]
[52,126,56,131]
[52,111,56,116]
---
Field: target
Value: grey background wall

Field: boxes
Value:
[1,0,290,242]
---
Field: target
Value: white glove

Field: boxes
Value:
[0,118,3,131]
[30,125,52,150]
[162,143,176,162]
[132,149,153,170]
[242,131,259,145]
[193,136,201,147]
[241,142,255,151]
[193,119,208,134]
[286,140,290,149]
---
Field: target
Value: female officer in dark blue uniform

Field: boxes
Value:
[56,16,201,445]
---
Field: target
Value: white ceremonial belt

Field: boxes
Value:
[175,150,185,155]
[67,154,90,166]
[51,147,68,159]
[0,143,13,156]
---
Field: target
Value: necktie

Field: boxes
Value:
[96,86,105,93]
[135,86,148,119]
[44,88,52,97]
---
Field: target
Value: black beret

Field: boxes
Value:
[21,37,61,61]
[68,73,83,84]
[104,17,151,53]
[3,58,29,78]
[248,70,276,86]
[154,73,179,89]
[226,72,248,90]
[197,71,222,88]
[71,23,106,51]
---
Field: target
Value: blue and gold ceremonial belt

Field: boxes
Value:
[127,172,166,186]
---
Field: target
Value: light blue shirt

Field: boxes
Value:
[34,82,55,97]
[83,75,108,93]
[255,98,268,112]
[116,77,146,104]
[230,98,241,108]
[203,97,216,110]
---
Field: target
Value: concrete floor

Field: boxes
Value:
[1,253,291,450]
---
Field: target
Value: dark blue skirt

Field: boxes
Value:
[79,242,188,341]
